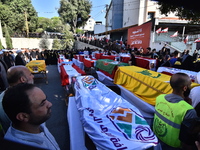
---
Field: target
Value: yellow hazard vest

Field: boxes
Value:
[153,94,193,148]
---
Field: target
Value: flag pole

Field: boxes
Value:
[152,25,156,43]
[182,26,185,41]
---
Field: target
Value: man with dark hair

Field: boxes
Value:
[153,73,197,150]
[0,66,34,132]
[2,83,60,150]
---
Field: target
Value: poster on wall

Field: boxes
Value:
[127,21,152,52]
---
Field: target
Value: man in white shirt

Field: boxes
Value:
[2,83,60,150]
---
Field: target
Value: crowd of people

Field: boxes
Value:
[1,43,200,149]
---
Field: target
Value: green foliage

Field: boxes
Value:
[157,2,200,24]
[36,17,64,33]
[35,28,44,33]
[76,28,84,34]
[60,24,74,50]
[58,0,92,33]
[0,39,4,49]
[39,34,50,49]
[4,24,13,49]
[0,3,16,34]
[0,0,38,35]
[38,17,52,32]
[51,17,64,33]
[52,36,62,50]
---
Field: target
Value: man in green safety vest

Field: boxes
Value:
[153,73,197,150]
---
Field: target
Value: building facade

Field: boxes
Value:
[104,0,200,52]
[79,18,96,32]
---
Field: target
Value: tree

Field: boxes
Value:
[76,28,84,35]
[39,34,50,49]
[60,24,74,50]
[35,28,44,33]
[51,17,64,33]
[0,39,4,49]
[4,24,13,49]
[52,36,62,50]
[156,1,200,24]
[36,17,65,33]
[0,0,38,35]
[0,3,16,34]
[58,0,92,33]
[37,17,52,32]
[8,0,38,33]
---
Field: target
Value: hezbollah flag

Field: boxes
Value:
[26,60,46,73]
[114,66,199,105]
[114,66,172,105]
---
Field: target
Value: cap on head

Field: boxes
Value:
[16,50,22,53]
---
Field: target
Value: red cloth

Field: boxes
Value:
[101,55,116,60]
[161,71,173,76]
[121,56,130,63]
[95,53,102,59]
[72,64,86,75]
[60,64,86,86]
[135,58,150,69]
[79,55,84,62]
[83,58,95,68]
[135,57,157,69]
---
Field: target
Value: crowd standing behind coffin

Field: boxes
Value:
[0,46,200,92]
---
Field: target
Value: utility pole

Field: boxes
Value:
[24,11,29,38]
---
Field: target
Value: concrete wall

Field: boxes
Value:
[0,37,54,49]
[123,0,140,27]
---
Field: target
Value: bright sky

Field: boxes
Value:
[31,0,111,25]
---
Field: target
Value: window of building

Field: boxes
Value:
[147,12,155,20]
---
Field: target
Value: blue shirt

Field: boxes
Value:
[4,123,60,150]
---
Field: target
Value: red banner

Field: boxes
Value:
[127,22,152,53]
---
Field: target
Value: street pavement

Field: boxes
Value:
[34,64,70,150]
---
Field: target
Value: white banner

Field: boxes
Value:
[74,76,158,150]
[63,65,80,84]
[157,67,198,82]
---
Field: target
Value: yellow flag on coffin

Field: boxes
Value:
[114,66,172,105]
[26,60,46,73]
[114,66,199,105]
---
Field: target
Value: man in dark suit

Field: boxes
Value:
[15,50,26,66]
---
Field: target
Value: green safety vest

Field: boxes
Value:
[153,94,193,148]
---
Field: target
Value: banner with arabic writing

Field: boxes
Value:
[127,22,152,53]
[74,75,158,150]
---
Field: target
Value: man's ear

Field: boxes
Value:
[16,113,29,122]
[183,85,187,92]
[20,76,26,83]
